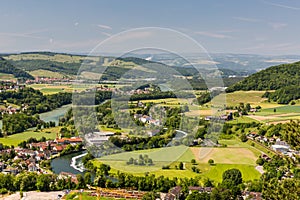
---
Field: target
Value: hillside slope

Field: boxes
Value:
[0,57,34,80]
[226,61,300,92]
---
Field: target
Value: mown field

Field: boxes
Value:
[0,127,59,146]
[95,140,262,182]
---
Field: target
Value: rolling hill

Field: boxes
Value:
[226,61,300,92]
[0,57,34,80]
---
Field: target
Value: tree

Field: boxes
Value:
[256,158,265,166]
[186,191,210,200]
[84,172,92,185]
[191,159,196,164]
[222,168,243,187]
[76,174,85,189]
[240,133,248,142]
[208,159,214,165]
[178,162,184,170]
[36,174,52,191]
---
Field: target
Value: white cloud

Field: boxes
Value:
[234,17,261,23]
[268,22,287,30]
[74,22,79,26]
[97,24,112,30]
[194,31,233,39]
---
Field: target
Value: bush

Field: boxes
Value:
[0,188,8,194]
[162,165,170,170]
[191,159,196,164]
[256,158,265,166]
[208,159,214,165]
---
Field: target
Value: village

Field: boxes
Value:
[0,136,83,175]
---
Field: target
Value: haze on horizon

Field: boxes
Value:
[1,0,300,56]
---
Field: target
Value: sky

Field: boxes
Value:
[1,0,300,55]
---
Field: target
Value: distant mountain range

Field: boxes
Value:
[0,52,299,92]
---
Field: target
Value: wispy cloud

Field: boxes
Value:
[234,17,261,23]
[263,0,300,10]
[234,16,287,30]
[194,31,233,39]
[268,22,287,30]
[97,24,112,30]
[99,31,111,37]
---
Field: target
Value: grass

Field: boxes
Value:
[190,147,257,165]
[66,192,128,200]
[0,127,59,146]
[94,143,261,182]
[258,105,300,115]
[201,163,261,182]
[211,91,268,107]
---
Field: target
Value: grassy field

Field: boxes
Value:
[0,127,59,146]
[246,105,300,124]
[211,91,268,107]
[94,142,261,182]
[201,163,261,182]
[190,147,257,165]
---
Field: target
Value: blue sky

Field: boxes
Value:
[1,0,300,55]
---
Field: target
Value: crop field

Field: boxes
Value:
[0,127,59,146]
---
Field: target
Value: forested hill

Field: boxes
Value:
[0,57,34,80]
[226,61,300,92]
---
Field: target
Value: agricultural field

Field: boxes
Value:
[29,69,70,78]
[0,127,59,146]
[95,142,262,182]
[211,90,269,108]
[0,72,16,81]
[247,105,300,124]
[4,53,99,63]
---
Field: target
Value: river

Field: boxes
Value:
[39,104,72,125]
[51,151,87,175]
[0,104,72,129]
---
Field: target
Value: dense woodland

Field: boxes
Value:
[0,87,72,114]
[226,61,300,92]
[263,85,300,104]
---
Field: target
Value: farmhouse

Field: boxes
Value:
[271,144,289,154]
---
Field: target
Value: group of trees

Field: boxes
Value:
[126,155,153,166]
[263,86,300,104]
[0,172,93,194]
[0,87,72,115]
[2,113,41,135]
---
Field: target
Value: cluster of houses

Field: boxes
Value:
[0,137,83,175]
[0,82,24,91]
[25,77,70,84]
[133,114,161,126]
[205,112,233,121]
[247,132,299,160]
